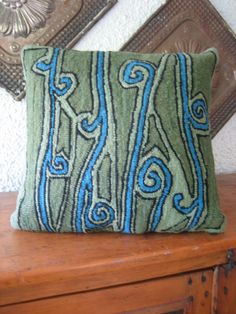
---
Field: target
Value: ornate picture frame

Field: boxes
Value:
[0,0,117,101]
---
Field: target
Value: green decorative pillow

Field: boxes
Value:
[11,45,225,233]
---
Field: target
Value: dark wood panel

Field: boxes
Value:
[217,264,236,314]
[0,270,212,314]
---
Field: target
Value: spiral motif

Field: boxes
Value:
[49,155,68,175]
[122,61,154,86]
[81,113,100,133]
[55,76,73,97]
[138,158,162,193]
[138,157,172,231]
[36,62,73,98]
[173,193,198,214]
[190,98,209,131]
[85,202,115,229]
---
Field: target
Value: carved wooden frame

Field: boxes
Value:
[122,0,236,137]
[0,0,117,101]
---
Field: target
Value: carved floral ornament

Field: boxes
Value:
[0,0,54,38]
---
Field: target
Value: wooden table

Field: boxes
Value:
[0,174,236,314]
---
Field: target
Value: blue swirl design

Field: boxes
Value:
[121,61,155,233]
[76,52,115,232]
[138,157,172,231]
[35,48,73,231]
[173,53,209,229]
[84,202,115,229]
[191,98,209,131]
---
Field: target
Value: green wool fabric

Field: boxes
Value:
[11,45,225,233]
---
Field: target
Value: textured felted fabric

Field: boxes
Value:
[11,45,225,233]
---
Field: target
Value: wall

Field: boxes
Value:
[0,0,236,192]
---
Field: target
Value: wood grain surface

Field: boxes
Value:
[0,174,236,306]
[0,270,213,314]
[217,265,236,314]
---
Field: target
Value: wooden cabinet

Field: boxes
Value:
[0,174,236,314]
[0,270,213,314]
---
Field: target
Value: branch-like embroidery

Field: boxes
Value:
[34,48,77,231]
[75,52,116,232]
[173,53,209,229]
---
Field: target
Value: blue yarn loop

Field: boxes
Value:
[35,48,75,231]
[121,60,156,233]
[191,98,209,130]
[138,157,172,231]
[76,52,115,232]
[173,53,209,229]
[84,202,115,229]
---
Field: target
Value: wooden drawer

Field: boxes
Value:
[0,269,212,314]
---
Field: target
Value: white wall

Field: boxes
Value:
[0,0,235,192]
